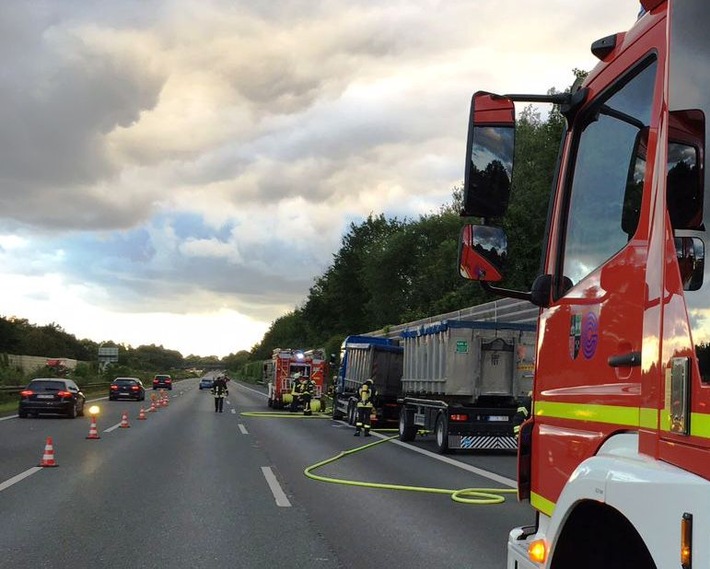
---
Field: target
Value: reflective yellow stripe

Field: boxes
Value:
[691,413,710,438]
[531,492,555,517]
[639,407,657,429]
[535,401,639,427]
[536,402,710,439]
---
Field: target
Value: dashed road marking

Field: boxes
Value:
[0,467,43,493]
[261,466,291,507]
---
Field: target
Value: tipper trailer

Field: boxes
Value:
[397,320,535,453]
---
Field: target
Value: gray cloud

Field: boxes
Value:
[0,0,637,353]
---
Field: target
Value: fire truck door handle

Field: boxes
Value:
[607,351,641,368]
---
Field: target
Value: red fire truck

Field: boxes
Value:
[265,348,327,412]
[460,1,710,567]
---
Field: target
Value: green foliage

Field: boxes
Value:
[503,96,566,289]
[0,363,25,386]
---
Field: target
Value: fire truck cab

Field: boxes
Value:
[460,1,710,567]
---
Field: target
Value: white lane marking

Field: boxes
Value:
[0,415,17,421]
[104,423,121,433]
[372,431,517,488]
[236,383,268,398]
[0,467,43,492]
[238,424,248,435]
[261,466,291,507]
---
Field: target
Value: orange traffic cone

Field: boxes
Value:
[137,408,147,420]
[86,416,101,439]
[149,401,157,412]
[119,411,130,428]
[38,436,59,467]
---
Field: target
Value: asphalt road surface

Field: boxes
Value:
[0,376,534,568]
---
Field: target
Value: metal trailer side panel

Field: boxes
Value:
[343,344,403,397]
[371,346,403,397]
[401,321,536,399]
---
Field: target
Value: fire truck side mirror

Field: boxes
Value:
[462,91,515,218]
[458,224,506,282]
[675,236,704,291]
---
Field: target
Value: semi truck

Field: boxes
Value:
[266,348,327,412]
[397,320,535,453]
[331,335,403,425]
[459,1,710,567]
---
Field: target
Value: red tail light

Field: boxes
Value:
[110,385,119,390]
[450,414,469,422]
[166,379,172,383]
[57,391,72,398]
[20,390,33,397]
[131,386,139,391]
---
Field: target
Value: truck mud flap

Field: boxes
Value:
[450,435,517,451]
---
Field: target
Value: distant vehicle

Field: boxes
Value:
[153,374,173,390]
[18,378,86,419]
[199,377,214,390]
[109,377,146,401]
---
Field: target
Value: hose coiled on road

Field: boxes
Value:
[240,410,516,504]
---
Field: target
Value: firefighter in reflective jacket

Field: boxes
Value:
[302,377,316,416]
[354,379,375,436]
[212,375,229,413]
[512,395,531,437]
[290,373,305,412]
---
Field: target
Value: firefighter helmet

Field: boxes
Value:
[293,372,302,379]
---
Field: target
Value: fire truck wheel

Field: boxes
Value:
[399,407,416,442]
[435,414,449,454]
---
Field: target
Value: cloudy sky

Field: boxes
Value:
[0,1,636,358]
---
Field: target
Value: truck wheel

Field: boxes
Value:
[399,407,416,442]
[332,401,345,420]
[435,414,449,454]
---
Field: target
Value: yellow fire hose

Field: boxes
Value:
[241,410,516,505]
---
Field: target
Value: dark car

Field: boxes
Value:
[199,377,214,390]
[109,377,146,401]
[18,378,86,419]
[153,374,173,390]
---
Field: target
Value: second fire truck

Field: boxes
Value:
[265,348,327,412]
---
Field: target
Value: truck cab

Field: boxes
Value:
[459,1,710,567]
